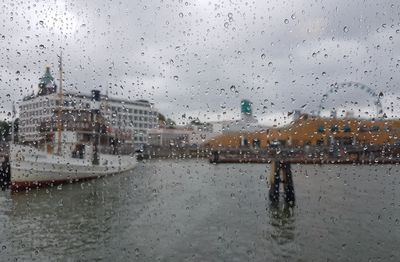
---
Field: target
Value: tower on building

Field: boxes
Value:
[38,67,57,96]
[241,99,257,123]
[241,99,252,117]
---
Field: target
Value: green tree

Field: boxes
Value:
[158,113,176,128]
[0,121,10,141]
[158,113,166,122]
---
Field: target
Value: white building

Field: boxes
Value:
[147,128,192,147]
[18,67,158,147]
[209,99,267,134]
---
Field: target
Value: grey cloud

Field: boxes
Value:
[1,0,400,124]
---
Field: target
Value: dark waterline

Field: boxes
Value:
[0,160,399,261]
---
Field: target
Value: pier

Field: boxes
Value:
[209,144,400,206]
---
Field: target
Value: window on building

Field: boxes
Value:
[343,125,351,132]
[330,125,339,132]
[370,126,380,132]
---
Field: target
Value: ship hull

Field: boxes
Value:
[10,145,138,192]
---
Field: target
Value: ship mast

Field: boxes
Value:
[57,53,63,155]
[11,102,15,144]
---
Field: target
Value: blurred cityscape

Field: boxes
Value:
[0,67,398,165]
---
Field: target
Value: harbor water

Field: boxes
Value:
[0,160,399,261]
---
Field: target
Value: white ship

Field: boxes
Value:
[10,135,137,191]
[9,55,140,191]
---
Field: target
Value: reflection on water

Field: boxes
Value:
[268,203,297,262]
[0,160,399,261]
[270,204,295,241]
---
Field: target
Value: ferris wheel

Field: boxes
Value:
[317,82,384,118]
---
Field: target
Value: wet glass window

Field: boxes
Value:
[1,0,400,261]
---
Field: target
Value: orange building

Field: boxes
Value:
[205,114,400,149]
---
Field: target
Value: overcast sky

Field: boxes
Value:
[1,0,400,126]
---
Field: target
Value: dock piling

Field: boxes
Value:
[269,160,280,203]
[268,160,295,206]
[283,163,295,207]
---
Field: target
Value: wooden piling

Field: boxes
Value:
[283,163,295,207]
[268,160,295,206]
[269,160,280,203]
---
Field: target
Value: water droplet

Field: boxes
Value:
[284,19,289,24]
[39,20,44,26]
[261,53,266,59]
[178,12,184,18]
[39,44,45,49]
[228,12,233,18]
[343,26,349,33]
[291,13,296,20]
[268,61,273,67]
[173,75,179,80]
[224,22,229,28]
[230,85,236,92]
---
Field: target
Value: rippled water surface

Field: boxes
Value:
[0,160,399,261]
